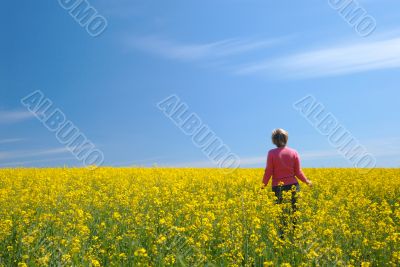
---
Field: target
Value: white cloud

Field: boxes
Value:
[162,138,400,168]
[236,36,400,78]
[127,34,400,78]
[361,137,400,158]
[0,147,70,161]
[0,138,25,144]
[110,156,170,167]
[236,150,342,167]
[0,110,35,124]
[127,35,284,62]
[0,156,76,167]
[156,149,342,168]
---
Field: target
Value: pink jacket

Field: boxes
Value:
[263,146,310,187]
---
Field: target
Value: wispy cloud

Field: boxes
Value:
[361,137,400,158]
[236,36,400,78]
[0,138,25,145]
[0,147,70,161]
[234,150,343,167]
[0,110,35,124]
[0,156,76,167]
[157,149,342,168]
[110,156,170,167]
[163,138,400,168]
[126,35,284,62]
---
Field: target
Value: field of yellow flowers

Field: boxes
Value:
[0,168,399,266]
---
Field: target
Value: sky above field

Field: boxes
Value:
[1,0,400,168]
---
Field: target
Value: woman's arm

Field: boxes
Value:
[294,152,312,186]
[262,152,273,186]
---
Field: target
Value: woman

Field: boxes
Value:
[262,129,312,236]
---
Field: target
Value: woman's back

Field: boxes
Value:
[270,146,297,176]
[262,129,311,187]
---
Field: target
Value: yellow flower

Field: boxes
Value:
[134,248,148,257]
[118,253,127,260]
[91,259,101,267]
[0,167,398,266]
[112,211,122,221]
[61,254,71,263]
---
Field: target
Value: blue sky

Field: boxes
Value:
[1,0,400,168]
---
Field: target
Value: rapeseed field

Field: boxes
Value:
[0,168,398,266]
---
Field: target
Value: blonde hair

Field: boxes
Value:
[272,128,288,147]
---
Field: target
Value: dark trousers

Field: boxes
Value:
[272,183,300,238]
[272,183,300,210]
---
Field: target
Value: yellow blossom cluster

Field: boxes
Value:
[0,168,399,266]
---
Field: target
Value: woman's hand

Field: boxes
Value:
[307,180,313,187]
[260,184,267,190]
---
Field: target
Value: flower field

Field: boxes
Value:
[0,168,399,266]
